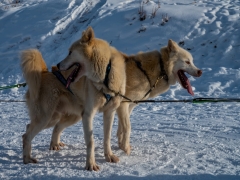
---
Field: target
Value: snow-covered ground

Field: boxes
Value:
[0,0,240,179]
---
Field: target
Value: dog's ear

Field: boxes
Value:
[167,39,178,53]
[81,26,95,43]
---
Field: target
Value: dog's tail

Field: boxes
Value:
[21,49,48,100]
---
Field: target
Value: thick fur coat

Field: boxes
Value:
[116,40,202,154]
[21,27,126,171]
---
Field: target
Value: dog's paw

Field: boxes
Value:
[59,142,65,147]
[23,156,38,164]
[85,162,100,171]
[105,154,120,163]
[119,144,132,155]
[49,141,65,150]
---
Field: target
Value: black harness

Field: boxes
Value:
[52,63,80,95]
[103,61,113,103]
[103,60,133,104]
[103,54,169,104]
[103,61,112,89]
[53,54,168,104]
[134,54,168,100]
[52,70,74,94]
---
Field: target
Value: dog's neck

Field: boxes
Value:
[135,51,168,86]
[159,53,168,82]
[160,47,177,85]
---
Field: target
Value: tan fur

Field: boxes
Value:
[41,39,201,163]
[116,40,202,154]
[58,27,112,83]
[21,27,126,171]
[21,49,48,100]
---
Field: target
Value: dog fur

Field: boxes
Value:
[21,27,126,171]
[46,39,202,162]
[116,39,202,154]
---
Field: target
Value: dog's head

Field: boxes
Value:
[57,27,111,83]
[164,39,202,95]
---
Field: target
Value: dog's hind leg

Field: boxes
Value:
[128,103,136,115]
[117,103,129,149]
[103,109,119,163]
[22,115,50,164]
[116,103,132,155]
[50,114,81,150]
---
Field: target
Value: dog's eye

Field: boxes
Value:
[68,51,72,56]
[185,61,190,65]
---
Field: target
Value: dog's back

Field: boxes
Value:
[21,49,48,100]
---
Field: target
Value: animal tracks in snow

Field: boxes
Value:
[186,2,240,61]
[181,1,240,97]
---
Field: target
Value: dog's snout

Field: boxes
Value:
[197,70,202,77]
[57,63,60,70]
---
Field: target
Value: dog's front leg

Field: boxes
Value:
[82,109,99,171]
[103,109,119,163]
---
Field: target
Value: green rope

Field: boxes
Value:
[192,98,240,103]
[0,82,27,91]
[123,98,240,104]
[0,82,239,104]
[1,97,240,103]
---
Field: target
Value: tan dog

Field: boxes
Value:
[21,27,126,171]
[51,39,202,161]
[116,40,202,154]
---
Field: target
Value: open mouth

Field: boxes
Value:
[65,63,81,88]
[177,70,194,96]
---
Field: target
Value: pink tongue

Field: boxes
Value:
[186,78,194,96]
[178,70,194,96]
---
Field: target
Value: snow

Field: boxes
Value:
[0,0,240,179]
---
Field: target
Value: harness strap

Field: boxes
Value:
[103,60,135,104]
[140,54,168,99]
[103,60,111,89]
[116,92,134,102]
[133,60,151,85]
[103,93,112,104]
[103,53,169,104]
[52,70,74,95]
[142,76,162,99]
[103,60,114,104]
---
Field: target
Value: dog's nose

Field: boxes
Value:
[57,63,60,70]
[197,70,202,77]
